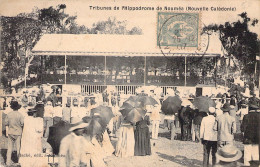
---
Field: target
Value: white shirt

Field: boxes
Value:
[215,108,223,117]
[54,106,63,117]
[44,105,54,117]
[236,108,248,120]
[200,115,217,141]
[18,107,28,118]
[150,105,161,121]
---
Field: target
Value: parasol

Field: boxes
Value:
[47,120,73,155]
[138,96,158,106]
[193,96,216,112]
[161,96,182,115]
[90,105,114,129]
[84,115,104,136]
[120,101,146,123]
[125,96,139,102]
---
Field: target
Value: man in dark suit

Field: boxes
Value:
[240,102,259,166]
[213,103,236,148]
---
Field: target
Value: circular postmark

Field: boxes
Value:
[157,12,213,69]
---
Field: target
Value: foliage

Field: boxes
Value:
[1,5,143,91]
[87,17,142,35]
[202,12,259,77]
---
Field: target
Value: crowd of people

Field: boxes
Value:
[1,83,259,167]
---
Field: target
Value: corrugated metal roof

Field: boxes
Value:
[32,33,224,57]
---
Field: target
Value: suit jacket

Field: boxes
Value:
[59,133,85,167]
[240,111,260,144]
[200,115,217,141]
[213,112,236,142]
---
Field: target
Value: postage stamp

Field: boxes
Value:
[157,12,201,48]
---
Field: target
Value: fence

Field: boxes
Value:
[80,85,177,95]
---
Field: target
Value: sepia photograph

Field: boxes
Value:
[0,0,259,166]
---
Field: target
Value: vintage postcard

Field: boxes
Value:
[0,0,259,167]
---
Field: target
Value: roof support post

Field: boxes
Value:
[185,56,187,87]
[65,55,67,84]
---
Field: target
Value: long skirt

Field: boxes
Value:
[134,126,151,156]
[115,125,134,157]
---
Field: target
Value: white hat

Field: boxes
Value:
[217,145,242,162]
[209,107,215,114]
[230,105,235,109]
[69,122,89,131]
[46,101,52,105]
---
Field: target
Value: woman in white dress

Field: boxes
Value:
[115,118,135,157]
[19,109,47,167]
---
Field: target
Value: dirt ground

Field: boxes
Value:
[0,118,244,167]
[105,125,244,167]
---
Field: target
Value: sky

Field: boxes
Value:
[0,0,259,37]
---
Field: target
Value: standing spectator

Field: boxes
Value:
[59,122,89,167]
[240,102,259,166]
[54,102,63,124]
[34,101,45,118]
[115,118,135,157]
[200,107,218,167]
[179,106,193,141]
[236,103,248,124]
[230,95,236,106]
[134,115,151,156]
[213,103,236,148]
[229,105,237,118]
[62,103,72,123]
[150,104,161,139]
[5,100,24,166]
[43,101,54,138]
[117,92,121,107]
[19,109,45,167]
[37,85,45,102]
[193,110,207,143]
[248,93,260,106]
[21,91,28,107]
[244,84,250,98]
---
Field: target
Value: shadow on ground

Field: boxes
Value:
[158,132,183,141]
[157,152,203,167]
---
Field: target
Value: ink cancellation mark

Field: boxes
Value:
[157,12,200,48]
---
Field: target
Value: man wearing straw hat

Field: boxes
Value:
[215,144,242,166]
[213,103,236,148]
[59,122,89,167]
[241,101,259,166]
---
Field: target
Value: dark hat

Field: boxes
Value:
[221,103,232,112]
[10,101,21,110]
[27,108,37,113]
[217,145,242,162]
[249,101,259,110]
[37,101,44,104]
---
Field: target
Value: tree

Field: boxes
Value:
[0,4,87,91]
[88,17,142,35]
[203,12,259,81]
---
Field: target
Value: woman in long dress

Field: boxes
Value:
[134,115,151,156]
[115,118,135,157]
[19,110,47,167]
